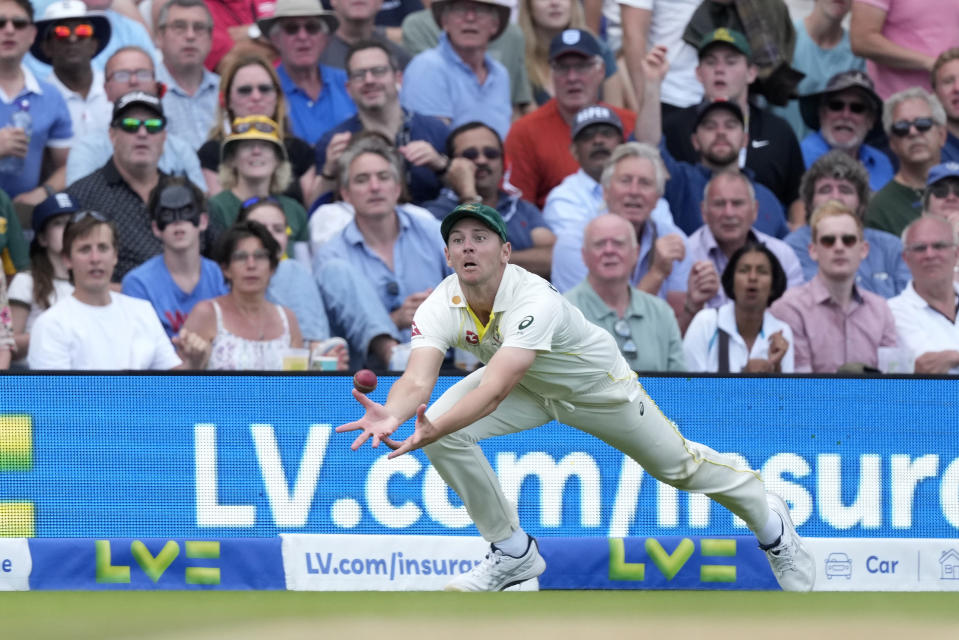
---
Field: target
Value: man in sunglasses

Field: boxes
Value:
[423,121,554,279]
[30,0,112,142]
[931,47,959,165]
[865,88,949,238]
[888,214,959,374]
[258,0,356,146]
[0,0,73,205]
[798,70,893,192]
[923,163,959,237]
[771,200,897,373]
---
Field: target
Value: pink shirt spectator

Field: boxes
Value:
[769,273,897,373]
[854,0,959,99]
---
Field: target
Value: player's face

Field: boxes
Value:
[346,47,399,110]
[809,213,867,281]
[340,152,402,219]
[221,235,274,293]
[581,215,638,282]
[901,216,959,284]
[445,218,510,287]
[695,44,755,102]
[604,156,660,231]
[245,204,289,256]
[811,177,861,214]
[732,249,773,311]
[692,109,745,167]
[701,174,757,247]
[933,58,959,124]
[63,223,117,294]
[888,98,946,166]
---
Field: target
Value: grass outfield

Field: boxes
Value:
[0,591,955,639]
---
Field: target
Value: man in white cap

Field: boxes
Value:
[31,0,111,141]
[259,0,356,146]
[400,0,512,139]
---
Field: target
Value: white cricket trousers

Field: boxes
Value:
[423,368,770,542]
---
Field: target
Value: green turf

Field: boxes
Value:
[0,591,954,639]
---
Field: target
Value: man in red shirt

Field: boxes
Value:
[504,28,635,209]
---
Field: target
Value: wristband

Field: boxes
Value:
[42,184,55,197]
[435,154,450,175]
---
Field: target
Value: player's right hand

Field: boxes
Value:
[336,389,401,450]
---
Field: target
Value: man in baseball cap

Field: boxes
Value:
[799,70,892,191]
[923,162,959,225]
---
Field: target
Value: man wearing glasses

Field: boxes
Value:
[865,88,949,237]
[565,213,685,372]
[259,0,355,146]
[772,200,897,372]
[30,0,112,142]
[314,40,449,205]
[65,46,205,189]
[888,214,959,374]
[0,0,73,205]
[798,70,893,192]
[153,0,219,148]
[68,91,216,280]
[422,121,555,279]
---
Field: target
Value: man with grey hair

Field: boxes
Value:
[888,214,959,374]
[865,87,949,237]
[684,171,804,321]
[551,141,693,325]
[565,213,686,372]
[313,135,451,341]
[786,150,910,297]
[153,0,219,148]
[259,0,355,145]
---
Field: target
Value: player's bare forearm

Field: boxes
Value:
[383,347,444,423]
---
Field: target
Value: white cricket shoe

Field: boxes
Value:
[445,536,546,592]
[762,493,816,592]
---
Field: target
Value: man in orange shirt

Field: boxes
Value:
[504,28,635,209]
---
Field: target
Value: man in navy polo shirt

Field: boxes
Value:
[259,0,356,146]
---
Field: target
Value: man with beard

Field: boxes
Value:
[636,46,788,239]
[865,88,948,237]
[422,121,555,279]
[315,40,449,205]
[798,70,893,192]
[931,48,959,164]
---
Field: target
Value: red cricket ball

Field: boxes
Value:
[353,369,377,394]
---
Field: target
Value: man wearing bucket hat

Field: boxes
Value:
[337,200,816,594]
[798,69,892,192]
[400,0,513,139]
[259,0,356,146]
[31,0,112,141]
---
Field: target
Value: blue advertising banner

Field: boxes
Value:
[1,374,957,540]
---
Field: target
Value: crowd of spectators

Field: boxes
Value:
[0,0,957,373]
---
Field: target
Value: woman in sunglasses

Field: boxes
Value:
[197,54,318,206]
[180,220,304,370]
[684,241,793,373]
[207,116,311,262]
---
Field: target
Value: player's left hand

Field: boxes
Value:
[383,404,440,458]
[336,389,402,450]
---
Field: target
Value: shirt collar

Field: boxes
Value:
[157,64,219,96]
[277,63,331,95]
[437,32,493,76]
[343,207,411,246]
[810,272,864,305]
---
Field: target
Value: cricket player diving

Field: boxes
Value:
[337,203,815,592]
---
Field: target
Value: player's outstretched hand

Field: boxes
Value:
[336,389,401,450]
[384,404,439,459]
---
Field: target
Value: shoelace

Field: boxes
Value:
[769,542,799,573]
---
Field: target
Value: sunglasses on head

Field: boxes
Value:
[929,181,959,199]
[825,99,867,114]
[234,83,275,97]
[52,23,93,39]
[890,117,935,137]
[233,119,278,135]
[70,210,108,224]
[114,117,166,134]
[0,16,31,30]
[241,196,281,209]
[458,146,501,161]
[818,234,859,248]
[281,20,325,35]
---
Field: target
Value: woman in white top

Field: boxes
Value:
[182,220,303,370]
[684,241,794,373]
[8,193,77,366]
